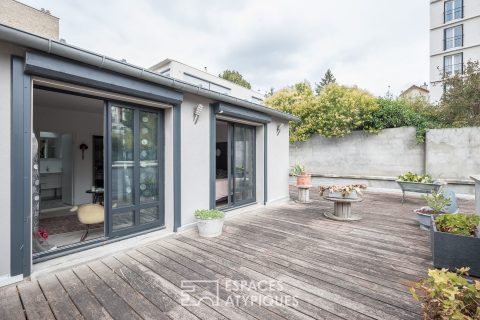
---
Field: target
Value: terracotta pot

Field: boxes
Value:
[296,174,311,187]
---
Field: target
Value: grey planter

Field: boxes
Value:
[414,207,457,230]
[196,218,224,238]
[414,207,435,230]
[396,180,442,203]
[431,216,480,277]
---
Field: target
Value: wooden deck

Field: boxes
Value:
[0,189,475,320]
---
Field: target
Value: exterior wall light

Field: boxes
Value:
[276,123,284,136]
[193,104,204,124]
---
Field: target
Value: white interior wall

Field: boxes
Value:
[33,102,104,205]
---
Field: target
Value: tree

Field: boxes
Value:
[315,69,336,94]
[264,87,275,98]
[218,70,252,89]
[440,60,480,126]
[265,82,378,142]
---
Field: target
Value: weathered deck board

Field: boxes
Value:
[0,285,25,320]
[17,281,55,320]
[55,269,113,320]
[37,274,83,320]
[0,189,466,320]
[72,265,142,320]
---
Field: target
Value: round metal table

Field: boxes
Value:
[323,196,363,221]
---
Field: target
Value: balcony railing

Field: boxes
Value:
[444,35,463,50]
[443,63,464,77]
[444,6,464,23]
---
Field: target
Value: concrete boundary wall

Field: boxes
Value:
[290,127,480,195]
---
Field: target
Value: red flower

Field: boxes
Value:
[36,229,48,240]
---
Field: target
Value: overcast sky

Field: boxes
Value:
[22,0,429,97]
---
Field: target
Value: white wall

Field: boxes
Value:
[33,105,103,205]
[267,118,290,203]
[151,60,265,103]
[429,0,480,102]
[290,127,425,178]
[180,94,212,226]
[163,107,174,232]
[426,127,480,180]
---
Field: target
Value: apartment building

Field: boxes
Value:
[430,0,480,102]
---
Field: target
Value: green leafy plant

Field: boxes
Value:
[440,60,480,127]
[410,267,480,319]
[218,70,252,89]
[398,172,434,183]
[434,214,480,237]
[194,209,225,220]
[422,191,451,214]
[291,163,306,176]
[365,98,443,143]
[265,82,378,142]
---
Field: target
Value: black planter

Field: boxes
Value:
[430,216,480,277]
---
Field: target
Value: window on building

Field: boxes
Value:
[444,25,463,50]
[444,0,463,23]
[443,53,463,76]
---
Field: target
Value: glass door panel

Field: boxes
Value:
[139,111,159,204]
[232,124,255,206]
[108,103,164,236]
[111,106,135,208]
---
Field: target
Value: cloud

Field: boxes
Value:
[20,0,429,96]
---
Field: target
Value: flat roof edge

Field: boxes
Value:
[0,23,299,122]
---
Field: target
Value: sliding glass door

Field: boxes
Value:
[232,124,256,205]
[107,103,164,237]
[215,121,256,209]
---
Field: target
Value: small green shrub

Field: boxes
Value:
[398,172,433,183]
[434,214,480,237]
[410,267,480,319]
[194,209,225,220]
[422,191,451,214]
[291,163,306,176]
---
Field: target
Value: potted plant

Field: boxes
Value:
[291,163,311,187]
[410,267,480,319]
[431,213,480,277]
[194,209,225,238]
[319,184,367,200]
[414,190,452,230]
[396,172,442,203]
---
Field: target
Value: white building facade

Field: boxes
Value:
[430,0,480,102]
[0,1,296,287]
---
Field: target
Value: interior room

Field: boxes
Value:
[215,121,229,207]
[32,87,105,255]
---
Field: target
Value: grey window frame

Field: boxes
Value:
[444,0,463,23]
[106,102,165,238]
[444,25,463,50]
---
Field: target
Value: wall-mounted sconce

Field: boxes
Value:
[193,104,204,124]
[276,123,284,136]
[79,143,88,160]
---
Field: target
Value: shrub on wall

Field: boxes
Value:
[365,98,442,143]
[265,82,378,142]
[266,82,446,143]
